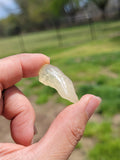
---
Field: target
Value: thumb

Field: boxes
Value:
[33,94,101,160]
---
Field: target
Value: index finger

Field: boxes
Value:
[0,53,50,90]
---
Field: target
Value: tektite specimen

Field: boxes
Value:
[39,64,78,103]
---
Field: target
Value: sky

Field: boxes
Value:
[0,0,20,19]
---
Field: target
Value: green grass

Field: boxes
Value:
[0,20,120,160]
[85,121,120,160]
[89,139,120,160]
[84,122,112,141]
[35,86,56,104]
[75,142,82,149]
[77,85,120,115]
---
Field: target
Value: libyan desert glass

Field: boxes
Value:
[39,64,78,103]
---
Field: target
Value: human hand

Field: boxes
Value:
[0,54,101,160]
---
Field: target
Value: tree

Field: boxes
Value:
[50,0,82,18]
[15,0,52,30]
[15,0,77,30]
[50,0,69,18]
[0,14,21,36]
[1,0,82,34]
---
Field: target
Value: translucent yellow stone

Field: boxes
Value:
[39,64,78,103]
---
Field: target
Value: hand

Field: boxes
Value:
[0,54,101,160]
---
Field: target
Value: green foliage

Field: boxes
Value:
[36,94,49,104]
[84,122,99,137]
[89,139,120,160]
[35,86,57,104]
[84,122,112,141]
[77,85,120,115]
[98,99,120,116]
[29,78,40,88]
[85,121,120,160]
[85,120,120,160]
[110,62,120,74]
[56,96,72,106]
[0,15,21,36]
[75,142,82,149]
[81,51,120,67]
[96,75,109,85]
[50,0,69,18]
[110,35,120,43]
[15,0,52,31]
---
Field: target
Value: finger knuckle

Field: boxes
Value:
[71,125,85,142]
[66,124,85,147]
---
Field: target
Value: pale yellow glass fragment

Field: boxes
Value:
[39,64,78,103]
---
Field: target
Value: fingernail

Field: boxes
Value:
[85,96,102,119]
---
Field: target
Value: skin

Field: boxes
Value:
[0,54,101,160]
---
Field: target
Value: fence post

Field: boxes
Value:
[54,20,63,47]
[19,33,26,53]
[16,25,26,53]
[88,17,96,40]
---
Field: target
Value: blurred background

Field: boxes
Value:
[0,0,120,159]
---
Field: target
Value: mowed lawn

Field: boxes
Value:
[0,20,120,160]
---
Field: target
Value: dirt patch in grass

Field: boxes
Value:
[100,68,118,78]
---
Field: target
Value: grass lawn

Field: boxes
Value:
[0,19,120,159]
